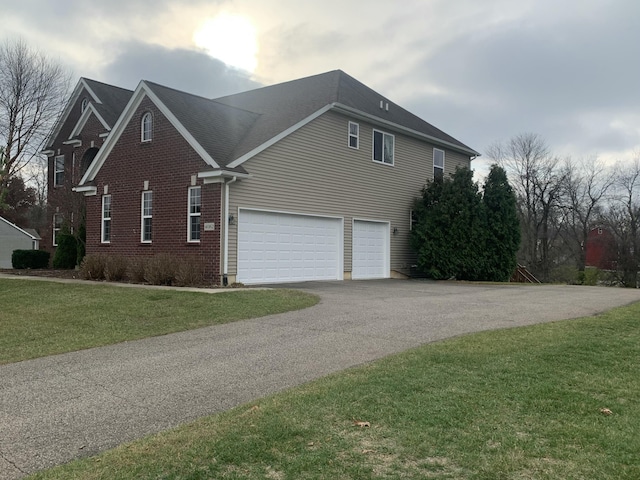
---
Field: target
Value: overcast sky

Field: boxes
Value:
[3,0,639,177]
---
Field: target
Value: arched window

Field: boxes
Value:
[141,112,152,142]
[81,98,88,113]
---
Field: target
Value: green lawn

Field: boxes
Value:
[0,279,318,365]
[28,300,640,479]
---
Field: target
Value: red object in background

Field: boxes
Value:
[585,227,617,270]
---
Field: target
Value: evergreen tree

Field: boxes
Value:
[411,167,486,280]
[52,226,78,269]
[483,165,521,281]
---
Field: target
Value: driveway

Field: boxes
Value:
[2,279,640,479]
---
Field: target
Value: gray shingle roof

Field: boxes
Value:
[83,78,133,127]
[143,70,477,170]
[144,82,259,169]
[213,70,478,160]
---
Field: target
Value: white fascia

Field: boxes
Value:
[69,103,111,138]
[330,103,481,158]
[142,84,220,169]
[226,104,333,169]
[198,170,251,184]
[63,139,82,147]
[0,216,39,240]
[72,185,97,196]
[43,78,103,151]
[80,81,221,188]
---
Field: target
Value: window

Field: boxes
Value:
[373,129,394,165]
[433,148,445,180]
[81,98,88,113]
[102,195,112,243]
[141,112,152,142]
[348,122,359,149]
[54,155,64,186]
[141,191,152,242]
[53,214,63,246]
[188,186,201,242]
[410,210,418,231]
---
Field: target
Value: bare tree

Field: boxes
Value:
[486,133,566,281]
[559,156,615,270]
[601,158,640,287]
[0,38,70,198]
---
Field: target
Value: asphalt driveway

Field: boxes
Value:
[2,279,640,479]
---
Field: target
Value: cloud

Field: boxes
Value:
[101,42,262,98]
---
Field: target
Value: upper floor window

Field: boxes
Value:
[188,186,201,242]
[53,214,63,246]
[348,122,359,149]
[54,155,65,186]
[141,191,153,242]
[433,148,445,181]
[81,98,88,113]
[410,209,418,231]
[102,195,112,243]
[373,129,394,165]
[141,112,153,142]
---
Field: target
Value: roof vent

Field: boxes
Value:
[379,100,384,109]
[385,102,389,111]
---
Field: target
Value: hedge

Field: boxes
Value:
[11,250,50,269]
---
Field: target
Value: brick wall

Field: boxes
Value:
[86,96,223,282]
[44,89,106,254]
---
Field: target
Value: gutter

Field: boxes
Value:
[223,176,237,286]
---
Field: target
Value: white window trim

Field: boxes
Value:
[187,186,201,243]
[141,191,152,243]
[54,155,64,186]
[372,129,395,166]
[434,148,445,179]
[101,195,112,243]
[53,214,62,246]
[348,121,359,149]
[410,209,418,231]
[141,112,152,143]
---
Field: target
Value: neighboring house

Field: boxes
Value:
[42,78,133,253]
[0,216,41,268]
[585,226,617,271]
[51,70,479,284]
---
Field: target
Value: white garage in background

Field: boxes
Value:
[237,209,343,284]
[352,219,390,279]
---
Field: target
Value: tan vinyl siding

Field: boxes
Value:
[228,110,471,276]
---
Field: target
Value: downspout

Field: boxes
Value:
[223,176,237,286]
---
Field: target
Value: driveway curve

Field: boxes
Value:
[2,279,640,479]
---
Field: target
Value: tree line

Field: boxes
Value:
[413,133,640,286]
[486,132,640,286]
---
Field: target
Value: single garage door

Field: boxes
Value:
[238,209,343,284]
[352,220,389,279]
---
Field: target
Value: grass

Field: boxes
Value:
[27,300,640,479]
[0,279,318,365]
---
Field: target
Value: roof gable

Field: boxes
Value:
[79,70,479,186]
[0,216,39,240]
[69,103,111,138]
[44,78,132,150]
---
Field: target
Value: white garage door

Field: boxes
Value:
[352,220,389,279]
[238,210,342,284]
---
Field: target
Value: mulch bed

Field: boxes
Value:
[0,268,82,279]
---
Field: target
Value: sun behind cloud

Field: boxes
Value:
[193,13,258,73]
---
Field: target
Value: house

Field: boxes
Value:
[47,70,479,284]
[42,78,133,251]
[0,216,41,268]
[585,226,617,271]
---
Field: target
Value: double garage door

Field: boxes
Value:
[237,210,389,284]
